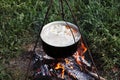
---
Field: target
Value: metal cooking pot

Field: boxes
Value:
[40,21,81,58]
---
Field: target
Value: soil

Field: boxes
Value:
[5,43,42,80]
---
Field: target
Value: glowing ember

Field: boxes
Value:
[55,63,65,79]
[65,58,70,64]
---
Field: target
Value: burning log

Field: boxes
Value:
[32,53,95,80]
[85,69,106,80]
[61,57,96,80]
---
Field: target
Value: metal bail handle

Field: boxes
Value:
[59,0,80,44]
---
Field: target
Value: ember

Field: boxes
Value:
[65,58,70,64]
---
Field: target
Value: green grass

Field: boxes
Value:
[0,0,120,80]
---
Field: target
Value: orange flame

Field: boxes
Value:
[55,63,65,79]
[55,41,87,79]
[73,42,87,65]
[77,42,87,56]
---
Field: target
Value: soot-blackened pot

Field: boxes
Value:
[41,40,79,58]
[40,21,81,59]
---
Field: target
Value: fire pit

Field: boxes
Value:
[31,40,96,80]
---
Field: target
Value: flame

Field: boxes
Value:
[65,58,70,64]
[73,41,87,66]
[54,41,87,79]
[77,42,87,56]
[55,63,65,79]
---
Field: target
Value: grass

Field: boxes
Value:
[0,0,120,80]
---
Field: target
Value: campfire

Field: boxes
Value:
[24,0,106,79]
[31,39,105,80]
[26,3,105,79]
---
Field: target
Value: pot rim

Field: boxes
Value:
[40,21,81,47]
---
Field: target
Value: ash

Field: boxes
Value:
[31,51,95,80]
